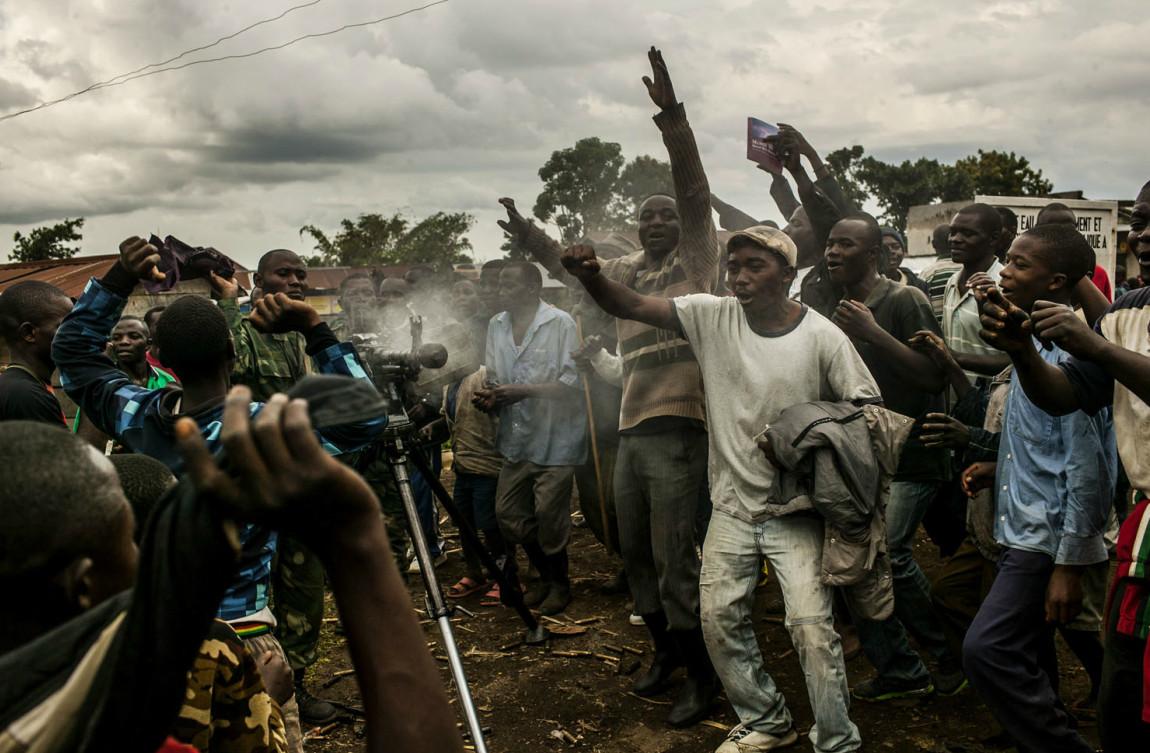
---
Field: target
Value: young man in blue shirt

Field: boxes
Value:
[962,223,1116,753]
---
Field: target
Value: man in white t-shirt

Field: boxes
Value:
[563,226,879,753]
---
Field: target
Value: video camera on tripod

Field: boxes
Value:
[345,318,547,753]
[351,319,448,432]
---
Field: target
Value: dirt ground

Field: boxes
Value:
[303,495,1099,753]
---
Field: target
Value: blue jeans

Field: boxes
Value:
[964,548,1093,753]
[857,480,954,683]
[410,449,443,557]
[455,471,501,578]
[700,510,861,753]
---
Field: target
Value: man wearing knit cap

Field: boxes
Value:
[564,225,878,753]
[500,46,720,728]
[879,226,928,295]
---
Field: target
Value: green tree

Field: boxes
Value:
[855,156,969,231]
[954,149,1053,197]
[823,146,1053,230]
[612,154,673,221]
[824,146,870,209]
[531,138,671,244]
[11,217,84,263]
[300,211,474,269]
[499,235,530,262]
[533,137,626,244]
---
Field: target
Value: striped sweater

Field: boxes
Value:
[521,102,720,431]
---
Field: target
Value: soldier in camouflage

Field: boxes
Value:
[210,249,338,731]
[175,621,291,753]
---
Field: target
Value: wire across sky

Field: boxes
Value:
[0,0,452,124]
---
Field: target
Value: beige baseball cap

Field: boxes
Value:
[726,225,798,268]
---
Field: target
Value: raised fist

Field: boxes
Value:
[118,236,165,283]
[560,244,602,283]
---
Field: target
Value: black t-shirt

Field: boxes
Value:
[814,278,949,482]
[0,367,66,426]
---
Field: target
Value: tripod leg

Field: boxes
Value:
[408,449,547,642]
[390,453,489,753]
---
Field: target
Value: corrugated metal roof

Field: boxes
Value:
[0,254,119,298]
[0,252,252,298]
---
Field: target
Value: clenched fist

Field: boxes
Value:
[118,236,166,283]
[560,244,602,283]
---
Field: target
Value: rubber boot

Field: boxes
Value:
[294,667,340,725]
[633,611,681,696]
[521,542,551,607]
[666,627,720,728]
[599,568,629,595]
[540,550,571,616]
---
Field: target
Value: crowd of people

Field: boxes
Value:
[0,45,1148,753]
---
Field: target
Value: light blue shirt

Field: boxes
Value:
[485,301,587,467]
[994,338,1117,565]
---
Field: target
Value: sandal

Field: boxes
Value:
[480,583,502,605]
[447,576,487,599]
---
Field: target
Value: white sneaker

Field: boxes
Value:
[628,612,645,626]
[715,723,799,752]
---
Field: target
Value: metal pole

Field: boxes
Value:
[574,315,612,553]
[391,443,489,753]
[408,447,547,643]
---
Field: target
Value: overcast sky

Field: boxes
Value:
[0,0,1146,268]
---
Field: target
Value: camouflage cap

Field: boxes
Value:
[726,224,798,268]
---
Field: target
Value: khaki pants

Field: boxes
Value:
[495,461,575,555]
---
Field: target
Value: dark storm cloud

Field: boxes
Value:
[0,0,1147,266]
[206,126,383,164]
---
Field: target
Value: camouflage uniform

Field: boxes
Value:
[331,314,410,572]
[219,299,324,675]
[174,620,289,753]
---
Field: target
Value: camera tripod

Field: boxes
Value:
[359,412,549,753]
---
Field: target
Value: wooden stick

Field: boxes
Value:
[626,691,672,706]
[575,315,613,554]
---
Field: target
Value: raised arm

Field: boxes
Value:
[769,174,801,221]
[497,197,577,287]
[978,288,1083,415]
[1074,275,1111,326]
[1031,298,1150,408]
[645,47,720,293]
[53,238,169,442]
[711,194,759,232]
[779,124,855,214]
[562,244,677,330]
